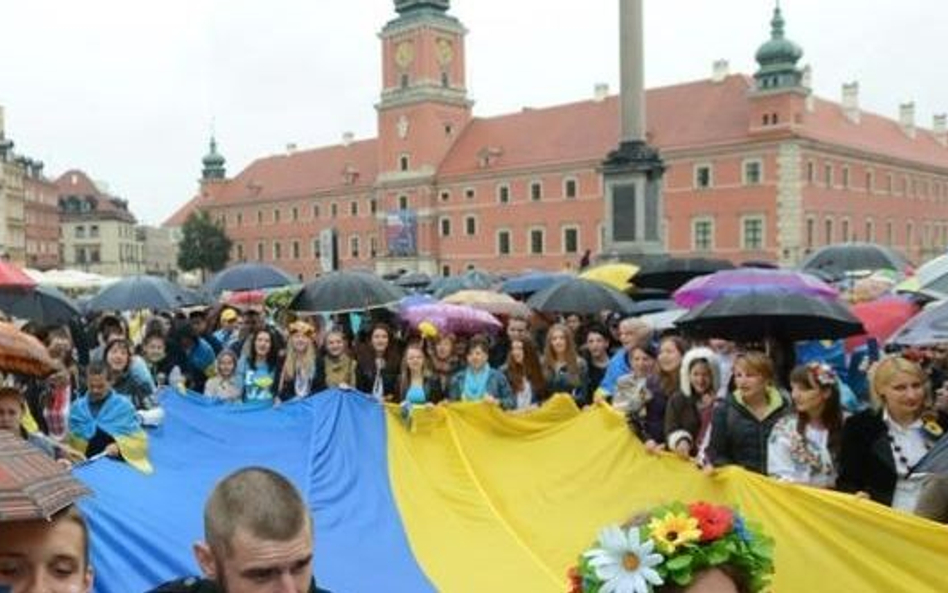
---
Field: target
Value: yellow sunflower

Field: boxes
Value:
[647,512,702,554]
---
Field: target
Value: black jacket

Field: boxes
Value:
[706,390,790,475]
[838,409,948,506]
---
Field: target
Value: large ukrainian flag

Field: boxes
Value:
[76,389,947,593]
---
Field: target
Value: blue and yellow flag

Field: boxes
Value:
[75,390,947,592]
[70,392,152,474]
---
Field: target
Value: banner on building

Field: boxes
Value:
[319,228,337,272]
[386,210,417,257]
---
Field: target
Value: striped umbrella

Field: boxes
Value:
[0,431,91,521]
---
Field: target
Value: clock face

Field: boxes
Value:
[436,38,454,65]
[395,41,414,68]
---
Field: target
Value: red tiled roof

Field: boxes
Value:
[211,138,378,206]
[181,73,948,212]
[800,97,948,168]
[54,169,137,222]
[163,194,202,227]
[438,75,755,176]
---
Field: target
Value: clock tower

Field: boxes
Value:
[377,0,472,178]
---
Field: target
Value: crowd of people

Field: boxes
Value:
[4,292,948,523]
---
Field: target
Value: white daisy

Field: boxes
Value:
[583,525,665,593]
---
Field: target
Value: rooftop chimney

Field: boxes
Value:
[285,142,297,154]
[342,131,355,146]
[711,59,729,83]
[802,65,815,112]
[594,83,610,102]
[900,102,916,138]
[841,82,860,124]
[935,114,948,146]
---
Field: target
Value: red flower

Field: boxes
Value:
[688,502,734,542]
[567,566,583,593]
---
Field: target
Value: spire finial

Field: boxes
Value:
[771,2,786,39]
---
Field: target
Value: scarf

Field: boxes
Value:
[462,366,491,401]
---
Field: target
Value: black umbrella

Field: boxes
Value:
[205,263,296,295]
[675,291,864,342]
[86,276,205,313]
[0,285,80,325]
[432,270,497,298]
[633,257,735,291]
[290,271,406,313]
[800,243,909,279]
[395,272,432,289]
[527,277,634,314]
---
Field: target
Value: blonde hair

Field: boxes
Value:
[733,351,775,385]
[869,355,927,408]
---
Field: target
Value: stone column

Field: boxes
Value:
[619,0,645,143]
[601,0,665,262]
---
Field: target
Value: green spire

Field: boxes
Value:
[202,136,226,181]
[754,2,804,91]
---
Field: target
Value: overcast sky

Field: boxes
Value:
[2,0,946,225]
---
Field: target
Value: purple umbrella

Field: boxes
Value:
[401,303,503,336]
[673,268,839,308]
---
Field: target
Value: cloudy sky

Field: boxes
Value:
[2,0,946,225]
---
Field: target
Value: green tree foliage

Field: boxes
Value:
[177,210,232,276]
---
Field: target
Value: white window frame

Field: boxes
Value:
[272,241,282,260]
[740,215,765,250]
[439,216,452,237]
[805,216,815,248]
[464,187,476,201]
[350,235,360,259]
[464,215,477,236]
[691,217,715,251]
[824,217,835,245]
[496,183,511,204]
[529,180,543,202]
[742,158,763,186]
[563,177,579,199]
[528,226,546,255]
[561,225,580,254]
[694,163,714,189]
[840,217,851,243]
[496,228,512,256]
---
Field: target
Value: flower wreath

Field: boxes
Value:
[568,501,775,593]
[806,361,837,388]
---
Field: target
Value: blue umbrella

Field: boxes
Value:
[499,272,572,297]
[86,276,205,313]
[205,263,295,295]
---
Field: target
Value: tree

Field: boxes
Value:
[177,210,232,280]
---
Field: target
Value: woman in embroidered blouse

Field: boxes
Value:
[449,335,514,409]
[541,324,589,406]
[767,362,843,488]
[839,355,948,510]
[277,321,320,402]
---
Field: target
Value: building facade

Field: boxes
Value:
[165,2,948,277]
[22,159,61,270]
[0,106,27,265]
[56,169,144,276]
[138,225,178,279]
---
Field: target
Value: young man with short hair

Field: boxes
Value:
[151,467,330,593]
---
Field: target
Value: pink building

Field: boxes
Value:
[165,2,948,277]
